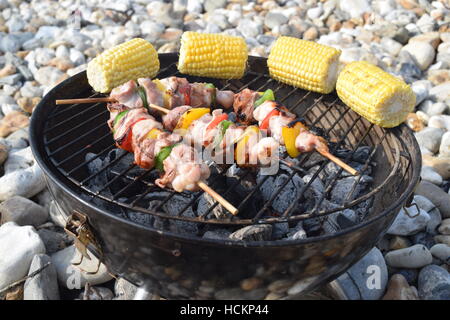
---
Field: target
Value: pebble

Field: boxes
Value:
[415,181,450,218]
[435,235,450,246]
[334,247,388,300]
[414,127,445,153]
[382,274,419,300]
[389,236,411,250]
[20,81,43,98]
[51,245,112,289]
[402,42,436,71]
[339,0,371,19]
[34,66,64,87]
[421,166,443,185]
[429,244,450,263]
[0,222,45,289]
[429,82,450,101]
[418,265,450,300]
[438,219,450,235]
[204,0,227,12]
[37,229,68,255]
[237,19,262,38]
[381,37,403,56]
[439,132,450,158]
[264,12,288,29]
[80,285,114,300]
[0,142,8,165]
[387,205,430,236]
[114,278,140,300]
[0,195,48,227]
[414,195,442,235]
[23,254,59,300]
[307,6,323,20]
[385,244,433,268]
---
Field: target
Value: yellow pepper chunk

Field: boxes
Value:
[281,121,307,158]
[175,108,210,130]
[235,126,260,167]
[152,79,171,109]
[147,128,162,139]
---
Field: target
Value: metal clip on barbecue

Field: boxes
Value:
[64,211,103,275]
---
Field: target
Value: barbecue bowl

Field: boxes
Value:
[30,53,421,299]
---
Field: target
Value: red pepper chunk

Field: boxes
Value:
[178,85,191,106]
[206,114,228,131]
[260,108,280,130]
[116,117,147,153]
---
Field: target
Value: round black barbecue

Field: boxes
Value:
[30,54,421,299]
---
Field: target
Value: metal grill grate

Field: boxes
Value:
[41,58,412,228]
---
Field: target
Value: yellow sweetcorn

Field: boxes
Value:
[178,31,248,79]
[336,61,416,128]
[87,38,159,93]
[267,37,341,94]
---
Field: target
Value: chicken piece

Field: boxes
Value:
[160,77,190,109]
[216,90,235,109]
[156,144,210,192]
[295,131,328,153]
[268,115,295,145]
[110,80,143,109]
[253,100,296,122]
[162,106,192,132]
[110,107,150,143]
[250,137,279,166]
[233,88,260,124]
[190,83,213,108]
[131,118,163,169]
[137,78,163,107]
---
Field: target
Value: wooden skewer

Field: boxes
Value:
[197,181,238,216]
[317,149,359,176]
[149,103,169,114]
[55,97,115,105]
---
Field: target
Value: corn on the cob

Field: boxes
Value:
[267,37,341,94]
[178,31,248,79]
[336,61,416,128]
[87,38,159,93]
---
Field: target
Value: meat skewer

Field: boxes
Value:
[56,77,236,109]
[157,104,358,175]
[106,102,239,215]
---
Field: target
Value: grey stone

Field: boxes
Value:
[430,244,450,263]
[0,73,22,85]
[418,265,450,300]
[429,82,450,101]
[229,224,273,241]
[51,245,113,289]
[114,278,139,300]
[204,0,226,12]
[202,229,231,240]
[410,232,436,249]
[334,247,388,300]
[237,19,263,38]
[24,254,59,300]
[0,222,46,288]
[415,181,450,218]
[385,244,433,268]
[0,34,21,52]
[414,195,442,235]
[0,196,49,227]
[34,66,64,87]
[80,285,114,300]
[387,205,430,236]
[414,127,445,153]
[37,229,67,254]
[264,12,289,29]
[439,132,450,158]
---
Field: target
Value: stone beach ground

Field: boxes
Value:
[0,0,450,300]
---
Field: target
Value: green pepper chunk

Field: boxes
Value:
[137,86,149,111]
[155,144,177,171]
[113,110,129,132]
[212,120,232,148]
[254,89,275,107]
[205,83,216,106]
